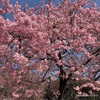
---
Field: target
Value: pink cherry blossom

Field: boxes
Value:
[0,0,99,99]
[74,71,80,76]
[13,52,28,65]
[74,86,80,91]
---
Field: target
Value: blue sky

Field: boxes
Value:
[9,0,100,7]
[2,0,100,20]
[10,0,62,7]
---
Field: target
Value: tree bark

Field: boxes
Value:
[58,67,72,100]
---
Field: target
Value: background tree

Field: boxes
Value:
[0,0,100,99]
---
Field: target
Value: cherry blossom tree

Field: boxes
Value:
[0,0,100,99]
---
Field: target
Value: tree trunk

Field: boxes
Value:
[58,72,72,100]
[58,76,66,100]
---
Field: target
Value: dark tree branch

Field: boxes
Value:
[94,69,100,81]
[94,75,100,81]
[91,48,100,56]
[83,58,92,65]
[82,48,100,66]
[93,69,100,74]
[41,67,51,82]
